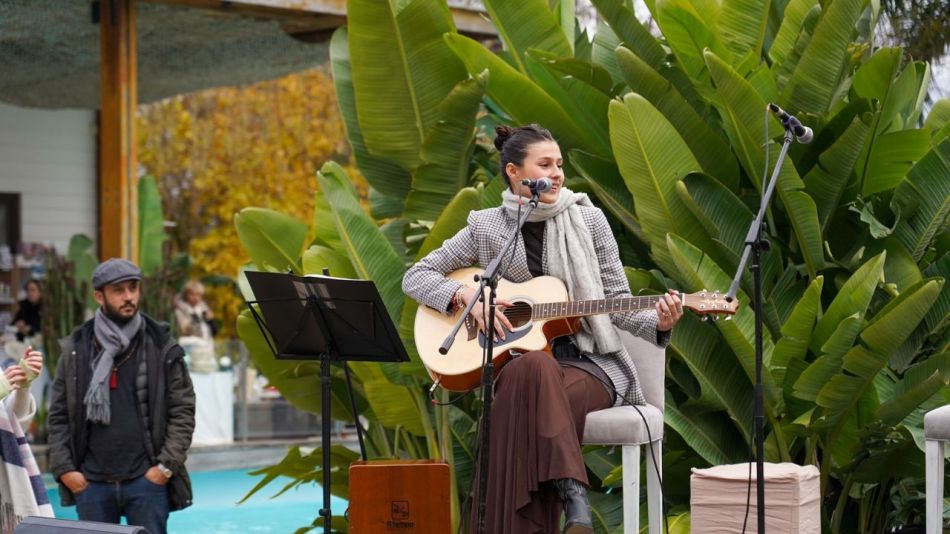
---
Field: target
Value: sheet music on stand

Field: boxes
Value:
[244,271,409,364]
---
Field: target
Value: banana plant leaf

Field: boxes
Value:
[234,207,307,273]
[137,175,167,276]
[892,138,950,262]
[771,3,821,91]
[771,276,822,389]
[925,99,950,132]
[615,47,739,187]
[718,0,769,59]
[444,33,601,157]
[589,0,666,69]
[302,245,357,279]
[704,50,825,278]
[655,0,732,94]
[239,445,359,504]
[608,94,711,274]
[768,0,819,68]
[591,22,625,88]
[315,161,405,324]
[482,0,572,75]
[311,187,343,251]
[347,0,467,174]
[588,490,624,533]
[861,128,931,196]
[570,149,645,244]
[665,387,749,465]
[793,313,863,402]
[404,74,486,221]
[782,0,869,114]
[810,251,885,353]
[802,115,870,232]
[329,27,412,201]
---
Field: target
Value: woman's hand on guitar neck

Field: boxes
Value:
[656,289,683,332]
[459,287,515,342]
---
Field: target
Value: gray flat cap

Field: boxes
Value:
[92,258,143,289]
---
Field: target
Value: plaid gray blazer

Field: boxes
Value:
[403,204,669,405]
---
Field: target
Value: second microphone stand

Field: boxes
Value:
[437,188,542,534]
[726,126,797,534]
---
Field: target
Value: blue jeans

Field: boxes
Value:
[74,474,169,534]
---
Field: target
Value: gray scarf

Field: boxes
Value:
[86,308,143,424]
[502,188,622,355]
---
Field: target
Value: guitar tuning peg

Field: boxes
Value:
[724,315,732,321]
[714,316,721,321]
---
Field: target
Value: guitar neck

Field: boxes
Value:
[532,294,673,320]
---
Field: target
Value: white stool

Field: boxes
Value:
[583,331,665,534]
[925,405,949,534]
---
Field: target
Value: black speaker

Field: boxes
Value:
[14,517,148,533]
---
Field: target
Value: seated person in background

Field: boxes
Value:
[11,279,42,342]
[174,280,217,340]
[0,347,54,529]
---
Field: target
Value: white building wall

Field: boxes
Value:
[0,102,97,253]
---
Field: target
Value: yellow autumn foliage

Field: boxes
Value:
[138,66,364,338]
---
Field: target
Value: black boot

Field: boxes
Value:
[553,478,593,534]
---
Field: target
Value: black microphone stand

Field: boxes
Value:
[725,125,797,534]
[437,187,542,534]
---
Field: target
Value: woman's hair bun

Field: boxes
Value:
[494,124,515,151]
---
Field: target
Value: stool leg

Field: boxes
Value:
[927,439,945,534]
[646,439,663,534]
[622,444,640,534]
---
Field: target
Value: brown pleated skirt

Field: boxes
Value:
[471,351,613,534]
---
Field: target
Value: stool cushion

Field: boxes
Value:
[583,404,664,445]
[924,405,950,440]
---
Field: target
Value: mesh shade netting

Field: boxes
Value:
[0,0,329,109]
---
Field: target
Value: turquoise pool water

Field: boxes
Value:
[48,469,348,533]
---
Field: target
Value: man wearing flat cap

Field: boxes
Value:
[48,258,195,534]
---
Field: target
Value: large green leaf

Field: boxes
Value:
[137,175,167,276]
[810,252,885,352]
[416,187,483,262]
[234,207,307,273]
[925,99,950,133]
[482,0,572,74]
[302,245,357,279]
[670,314,754,441]
[615,47,739,187]
[444,34,602,156]
[330,27,412,201]
[892,138,950,262]
[861,128,932,196]
[665,391,747,465]
[803,115,870,232]
[571,149,645,244]
[718,0,769,59]
[315,162,406,323]
[655,0,731,92]
[589,0,666,69]
[772,276,823,389]
[793,313,863,402]
[590,22,625,88]
[403,74,485,221]
[769,0,819,68]
[348,0,467,173]
[608,94,711,273]
[782,0,869,114]
[705,51,825,277]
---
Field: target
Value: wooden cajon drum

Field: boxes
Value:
[691,462,820,533]
[349,459,451,533]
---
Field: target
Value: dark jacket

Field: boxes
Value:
[47,314,196,510]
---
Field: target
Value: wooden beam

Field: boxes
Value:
[144,0,497,38]
[99,0,138,262]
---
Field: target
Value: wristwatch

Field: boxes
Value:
[156,463,174,479]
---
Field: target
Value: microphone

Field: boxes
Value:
[520,177,553,193]
[767,103,813,144]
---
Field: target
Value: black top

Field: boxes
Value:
[11,299,41,342]
[80,338,151,481]
[521,221,546,277]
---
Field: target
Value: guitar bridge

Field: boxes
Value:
[464,313,478,341]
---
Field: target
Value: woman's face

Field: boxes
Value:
[505,140,564,204]
[26,282,40,304]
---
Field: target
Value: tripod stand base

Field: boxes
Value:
[690,462,820,533]
[349,460,451,533]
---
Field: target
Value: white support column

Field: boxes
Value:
[622,444,641,534]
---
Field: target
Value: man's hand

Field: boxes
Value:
[460,287,514,342]
[145,465,170,485]
[60,471,89,494]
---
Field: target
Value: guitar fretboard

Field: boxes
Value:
[532,295,672,320]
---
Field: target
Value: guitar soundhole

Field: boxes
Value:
[504,301,533,329]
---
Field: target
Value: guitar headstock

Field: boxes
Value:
[682,289,739,317]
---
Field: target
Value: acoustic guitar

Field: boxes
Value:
[415,267,739,392]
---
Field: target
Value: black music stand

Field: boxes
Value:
[243,270,410,534]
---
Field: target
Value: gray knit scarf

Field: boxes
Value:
[86,308,143,424]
